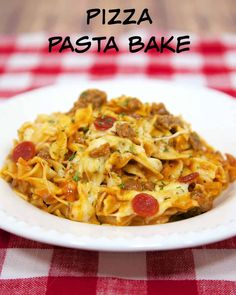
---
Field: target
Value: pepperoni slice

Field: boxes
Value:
[179,172,199,183]
[94,116,116,131]
[12,141,36,162]
[61,181,77,202]
[132,193,159,217]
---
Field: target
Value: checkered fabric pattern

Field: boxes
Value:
[0,32,236,99]
[0,32,236,294]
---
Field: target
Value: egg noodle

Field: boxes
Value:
[1,89,236,225]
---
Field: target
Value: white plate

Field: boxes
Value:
[0,79,236,252]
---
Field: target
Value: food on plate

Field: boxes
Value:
[1,89,236,226]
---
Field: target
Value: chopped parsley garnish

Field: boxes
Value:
[73,172,80,182]
[119,183,125,189]
[159,181,166,190]
[80,91,88,98]
[71,118,75,123]
[106,117,114,123]
[176,186,185,193]
[68,152,76,161]
[48,120,55,124]
[81,126,89,133]
[163,146,169,152]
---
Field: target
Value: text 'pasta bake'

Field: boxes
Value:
[1,89,236,225]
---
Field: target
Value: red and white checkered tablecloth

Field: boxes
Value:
[0,32,236,295]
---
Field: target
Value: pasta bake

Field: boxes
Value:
[1,89,236,225]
